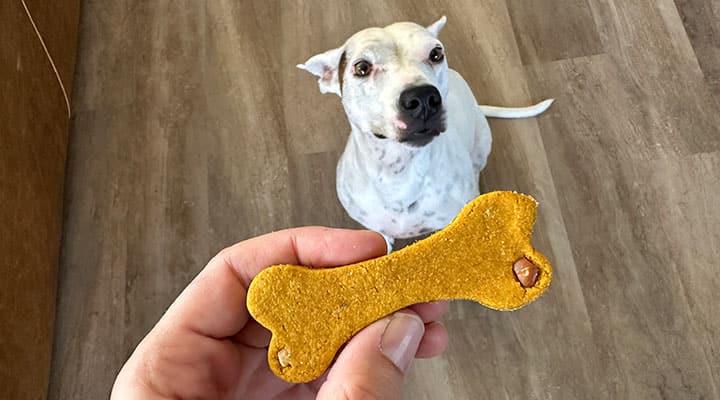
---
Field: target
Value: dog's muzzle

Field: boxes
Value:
[397,84,446,147]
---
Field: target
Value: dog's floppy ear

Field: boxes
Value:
[297,46,345,96]
[426,16,447,38]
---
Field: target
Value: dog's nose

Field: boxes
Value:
[399,85,442,121]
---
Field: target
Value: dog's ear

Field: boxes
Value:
[426,16,447,38]
[297,46,345,96]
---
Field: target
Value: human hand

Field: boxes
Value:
[111,227,449,399]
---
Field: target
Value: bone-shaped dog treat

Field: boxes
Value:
[247,191,552,382]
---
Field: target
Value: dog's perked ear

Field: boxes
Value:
[426,15,447,38]
[297,46,345,96]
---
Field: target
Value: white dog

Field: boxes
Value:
[298,16,552,249]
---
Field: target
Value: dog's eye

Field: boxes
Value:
[429,46,444,63]
[353,60,372,77]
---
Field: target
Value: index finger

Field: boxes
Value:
[161,227,388,338]
[221,227,388,287]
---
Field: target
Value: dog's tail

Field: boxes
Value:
[477,99,554,119]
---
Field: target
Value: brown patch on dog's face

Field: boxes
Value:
[338,52,347,94]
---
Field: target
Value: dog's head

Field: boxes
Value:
[298,17,449,147]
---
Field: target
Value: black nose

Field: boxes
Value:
[399,85,442,121]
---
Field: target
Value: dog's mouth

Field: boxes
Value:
[397,110,446,147]
[398,128,441,147]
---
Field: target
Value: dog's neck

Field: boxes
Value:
[347,123,435,203]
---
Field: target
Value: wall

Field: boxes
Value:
[0,1,79,399]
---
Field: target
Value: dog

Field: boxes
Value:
[298,16,552,249]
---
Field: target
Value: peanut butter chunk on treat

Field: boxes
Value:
[247,191,553,382]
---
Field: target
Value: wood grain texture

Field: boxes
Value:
[507,0,603,64]
[675,0,720,97]
[0,1,79,399]
[50,0,720,399]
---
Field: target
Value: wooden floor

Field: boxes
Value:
[50,1,720,399]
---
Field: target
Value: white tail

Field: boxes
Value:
[478,99,554,119]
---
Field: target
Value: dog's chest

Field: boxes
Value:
[337,142,479,238]
[379,189,464,238]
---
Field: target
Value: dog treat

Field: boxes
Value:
[247,191,553,383]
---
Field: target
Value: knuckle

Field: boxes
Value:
[339,382,382,400]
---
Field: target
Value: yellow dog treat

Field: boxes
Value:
[247,191,552,382]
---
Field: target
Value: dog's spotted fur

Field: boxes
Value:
[298,17,552,249]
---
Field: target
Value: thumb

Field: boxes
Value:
[317,311,425,400]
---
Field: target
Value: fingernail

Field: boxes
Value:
[380,312,425,372]
[374,232,393,254]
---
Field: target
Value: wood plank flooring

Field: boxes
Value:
[50,1,720,398]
